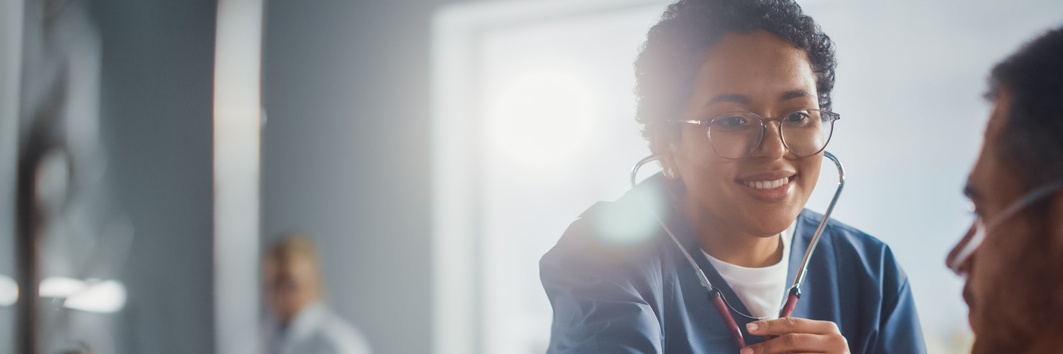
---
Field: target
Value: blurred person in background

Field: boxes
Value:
[946,26,1063,354]
[261,235,372,354]
[539,0,925,353]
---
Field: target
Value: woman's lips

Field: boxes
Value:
[736,174,796,202]
[741,176,791,190]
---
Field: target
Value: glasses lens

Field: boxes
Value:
[707,113,762,159]
[780,110,833,157]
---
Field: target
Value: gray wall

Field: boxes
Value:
[0,1,22,352]
[91,1,217,353]
[261,1,459,353]
[7,0,475,352]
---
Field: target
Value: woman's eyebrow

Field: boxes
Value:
[709,93,752,104]
[707,90,810,106]
[780,89,811,101]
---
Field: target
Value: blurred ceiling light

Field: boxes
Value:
[0,275,17,306]
[0,276,127,313]
[63,280,127,314]
[486,69,600,167]
[39,276,87,298]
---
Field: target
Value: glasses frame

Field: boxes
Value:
[673,109,841,159]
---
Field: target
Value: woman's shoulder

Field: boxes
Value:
[796,209,909,284]
[541,199,667,272]
[544,176,674,265]
[539,198,671,311]
[797,209,889,252]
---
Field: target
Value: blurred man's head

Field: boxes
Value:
[947,27,1063,354]
[263,235,325,324]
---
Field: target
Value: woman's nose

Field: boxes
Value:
[750,122,787,160]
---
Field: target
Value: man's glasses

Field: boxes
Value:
[674,109,840,159]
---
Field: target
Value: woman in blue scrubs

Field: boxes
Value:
[539,0,926,353]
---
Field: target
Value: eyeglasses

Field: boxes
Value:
[674,109,840,159]
[946,182,1062,275]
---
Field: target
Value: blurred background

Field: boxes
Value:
[1,0,1062,353]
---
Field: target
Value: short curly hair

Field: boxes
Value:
[989,26,1063,189]
[634,0,837,146]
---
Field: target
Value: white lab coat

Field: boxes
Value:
[261,303,373,354]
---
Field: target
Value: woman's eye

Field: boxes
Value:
[712,115,748,128]
[784,111,810,123]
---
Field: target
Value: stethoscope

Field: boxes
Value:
[629,151,846,348]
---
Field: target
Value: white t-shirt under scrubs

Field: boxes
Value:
[702,221,796,319]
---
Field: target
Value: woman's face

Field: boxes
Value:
[662,30,823,238]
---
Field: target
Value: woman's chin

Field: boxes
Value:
[731,203,801,234]
[735,213,797,237]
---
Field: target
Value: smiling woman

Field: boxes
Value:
[539,0,926,353]
[661,31,828,260]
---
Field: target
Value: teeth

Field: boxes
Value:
[744,177,789,190]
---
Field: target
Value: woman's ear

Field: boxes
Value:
[650,132,680,180]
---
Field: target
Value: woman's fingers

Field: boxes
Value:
[739,333,844,354]
[747,317,840,336]
[739,318,849,354]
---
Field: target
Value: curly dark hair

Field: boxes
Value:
[989,26,1063,189]
[634,0,837,147]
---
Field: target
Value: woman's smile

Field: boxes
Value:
[736,171,797,203]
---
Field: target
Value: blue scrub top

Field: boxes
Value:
[540,175,926,353]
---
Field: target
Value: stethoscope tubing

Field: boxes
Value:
[781,151,845,317]
[629,151,846,348]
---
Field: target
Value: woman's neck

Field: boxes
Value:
[678,199,784,268]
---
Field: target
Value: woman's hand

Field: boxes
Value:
[739,317,850,354]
